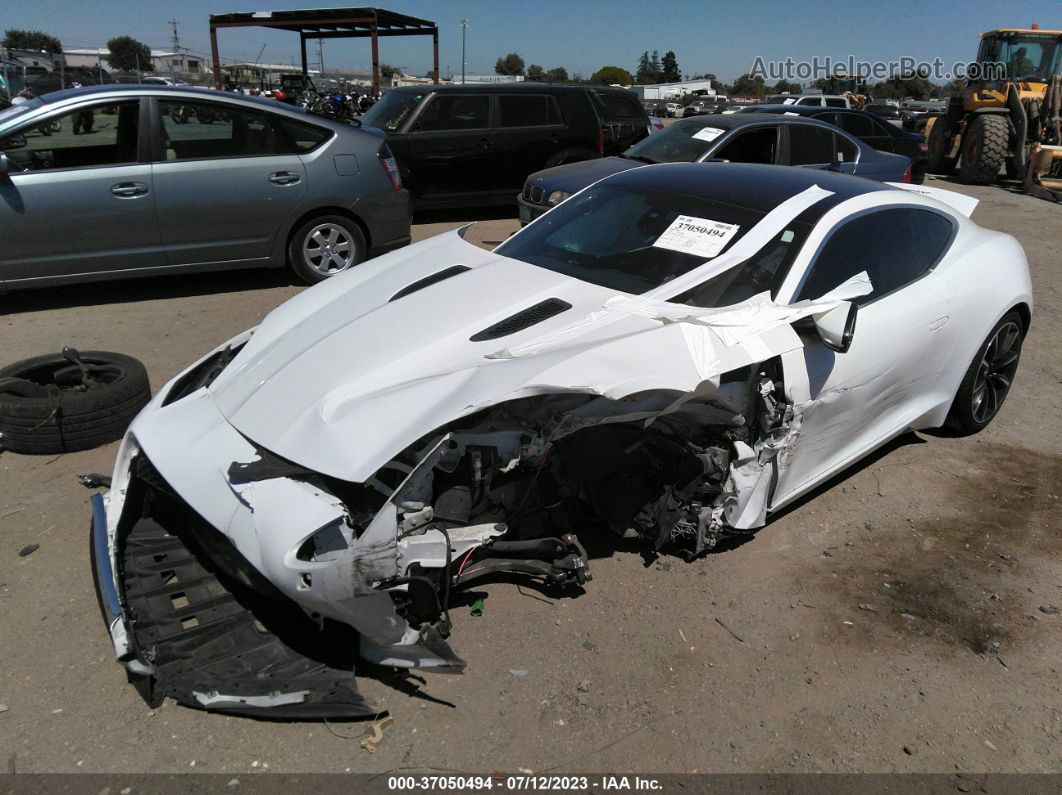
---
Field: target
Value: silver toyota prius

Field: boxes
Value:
[0,85,411,291]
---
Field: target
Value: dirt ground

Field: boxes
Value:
[0,178,1058,776]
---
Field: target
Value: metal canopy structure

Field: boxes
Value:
[208,7,438,93]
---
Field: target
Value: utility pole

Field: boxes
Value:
[317,38,325,76]
[169,18,180,77]
[460,19,468,84]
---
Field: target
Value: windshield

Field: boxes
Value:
[495,184,808,306]
[361,91,423,131]
[623,119,728,163]
[985,33,1062,81]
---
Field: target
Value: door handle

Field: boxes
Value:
[111,182,148,198]
[477,138,491,149]
[269,171,301,185]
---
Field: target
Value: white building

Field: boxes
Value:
[453,74,524,84]
[632,79,716,101]
[63,48,204,74]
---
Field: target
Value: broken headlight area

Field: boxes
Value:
[102,359,792,719]
[161,341,247,407]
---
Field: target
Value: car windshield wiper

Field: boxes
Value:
[622,154,658,164]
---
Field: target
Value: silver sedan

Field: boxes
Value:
[0,85,411,291]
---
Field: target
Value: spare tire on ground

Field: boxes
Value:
[0,349,150,454]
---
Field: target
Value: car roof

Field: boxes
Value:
[31,83,337,120]
[671,112,847,132]
[746,104,908,126]
[601,162,894,225]
[386,82,635,96]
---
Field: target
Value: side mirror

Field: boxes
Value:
[811,300,858,353]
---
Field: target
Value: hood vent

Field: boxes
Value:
[389,265,470,302]
[470,298,572,342]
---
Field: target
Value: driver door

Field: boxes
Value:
[770,206,961,507]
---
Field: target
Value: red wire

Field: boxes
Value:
[454,544,479,582]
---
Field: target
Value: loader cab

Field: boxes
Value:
[975,29,1062,84]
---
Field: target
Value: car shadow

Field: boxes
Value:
[413,204,517,225]
[1,267,297,315]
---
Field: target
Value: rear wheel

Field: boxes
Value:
[958,114,1009,184]
[944,311,1024,434]
[287,215,366,284]
[926,118,957,174]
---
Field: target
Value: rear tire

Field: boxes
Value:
[958,114,1009,185]
[287,214,366,284]
[944,311,1024,435]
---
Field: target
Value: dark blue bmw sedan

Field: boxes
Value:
[518,114,912,225]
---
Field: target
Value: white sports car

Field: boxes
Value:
[90,163,1031,718]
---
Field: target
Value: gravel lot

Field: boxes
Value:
[0,178,1058,776]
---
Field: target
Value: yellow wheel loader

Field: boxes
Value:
[926,26,1062,198]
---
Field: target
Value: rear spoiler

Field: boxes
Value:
[885,182,979,218]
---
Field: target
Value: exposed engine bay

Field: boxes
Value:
[96,357,792,718]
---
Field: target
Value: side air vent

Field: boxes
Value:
[389,265,470,302]
[469,298,572,342]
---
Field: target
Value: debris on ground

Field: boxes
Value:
[714,617,745,643]
[508,669,528,677]
[1038,605,1059,615]
[360,716,395,754]
[17,544,38,558]
[576,679,591,693]
[858,603,879,612]
[470,598,485,617]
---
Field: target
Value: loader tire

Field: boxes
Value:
[959,114,1009,185]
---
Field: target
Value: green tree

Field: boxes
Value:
[2,29,63,53]
[526,64,546,81]
[771,79,801,94]
[379,63,401,78]
[494,52,525,76]
[635,51,654,84]
[661,50,680,83]
[591,65,633,85]
[546,66,568,82]
[731,73,766,97]
[106,36,153,73]
[650,50,662,82]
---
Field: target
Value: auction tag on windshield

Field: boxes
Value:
[691,126,725,142]
[653,216,740,259]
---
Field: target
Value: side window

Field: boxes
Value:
[0,100,140,172]
[416,94,489,131]
[714,126,778,163]
[795,97,818,106]
[797,208,954,305]
[159,101,279,160]
[824,98,847,108]
[868,117,895,137]
[837,113,876,138]
[788,124,835,164]
[498,94,561,127]
[835,132,858,163]
[813,111,839,127]
[595,92,645,120]
[272,116,332,152]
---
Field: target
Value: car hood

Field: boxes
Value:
[207,228,814,483]
[525,156,643,195]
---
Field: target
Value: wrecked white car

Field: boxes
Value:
[89,163,1031,718]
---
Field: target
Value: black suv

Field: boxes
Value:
[361,82,650,208]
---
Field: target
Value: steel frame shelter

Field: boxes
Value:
[208,7,438,93]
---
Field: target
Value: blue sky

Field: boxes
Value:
[6,0,1062,81]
